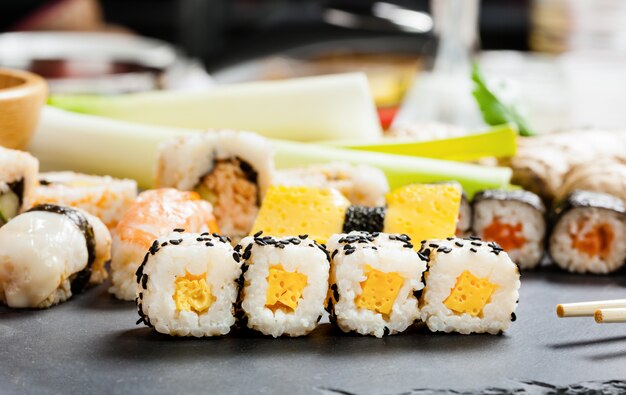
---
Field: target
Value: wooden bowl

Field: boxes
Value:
[0,68,47,149]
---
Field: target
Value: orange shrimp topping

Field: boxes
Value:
[570,222,614,259]
[482,217,526,251]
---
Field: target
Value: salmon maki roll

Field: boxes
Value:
[109,189,219,300]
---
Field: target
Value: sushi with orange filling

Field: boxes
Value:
[549,190,626,274]
[109,188,220,300]
[472,189,546,269]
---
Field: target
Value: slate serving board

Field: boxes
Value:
[2,269,626,395]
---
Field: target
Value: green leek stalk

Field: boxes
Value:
[48,73,382,142]
[324,124,517,161]
[29,107,512,197]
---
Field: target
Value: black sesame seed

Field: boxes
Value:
[234,245,242,252]
[136,318,144,325]
[243,250,251,260]
[469,235,481,241]
[455,242,464,247]
[511,312,517,322]
[345,249,354,255]
[169,239,182,245]
[205,242,213,247]
[298,234,308,239]
[470,248,477,253]
[290,238,301,245]
[173,228,185,233]
[196,238,204,242]
[244,243,253,253]
[200,232,209,236]
[141,274,148,289]
[403,243,414,249]
[161,242,168,247]
[233,252,240,263]
[372,246,378,250]
[254,230,263,237]
[383,327,390,336]
[429,243,439,248]
[417,252,429,262]
[471,241,482,246]
[446,237,454,241]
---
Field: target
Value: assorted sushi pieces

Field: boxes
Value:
[274,162,389,207]
[237,233,329,337]
[327,232,426,337]
[549,191,626,274]
[0,146,38,226]
[136,232,242,337]
[156,130,274,240]
[110,189,220,301]
[0,204,111,308]
[419,237,520,334]
[32,171,138,229]
[472,189,547,269]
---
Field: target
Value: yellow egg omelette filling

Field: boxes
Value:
[265,265,308,312]
[384,184,461,246]
[173,271,214,315]
[355,267,404,315]
[444,270,497,317]
[250,186,350,244]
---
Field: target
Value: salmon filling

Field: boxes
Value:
[482,217,526,251]
[173,272,214,314]
[570,221,614,259]
[195,158,259,236]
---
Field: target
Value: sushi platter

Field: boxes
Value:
[2,53,626,394]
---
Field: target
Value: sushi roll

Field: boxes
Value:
[384,184,461,244]
[136,232,242,337]
[0,146,38,226]
[250,185,350,244]
[549,190,626,274]
[0,204,111,308]
[419,237,520,334]
[327,231,426,337]
[156,130,274,239]
[237,232,329,337]
[456,192,472,238]
[274,162,389,207]
[31,171,138,229]
[472,189,546,269]
[110,189,220,301]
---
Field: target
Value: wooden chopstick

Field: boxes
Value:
[595,308,626,323]
[556,299,626,317]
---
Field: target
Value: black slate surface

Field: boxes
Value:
[2,269,626,395]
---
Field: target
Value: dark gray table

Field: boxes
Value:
[2,269,626,395]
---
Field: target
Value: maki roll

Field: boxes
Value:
[250,185,350,244]
[472,189,546,269]
[274,162,389,207]
[419,237,520,334]
[384,184,461,244]
[32,171,138,229]
[237,233,329,337]
[0,204,111,308]
[136,232,242,337]
[327,231,426,337]
[110,189,220,301]
[156,130,274,239]
[0,146,38,226]
[549,190,626,274]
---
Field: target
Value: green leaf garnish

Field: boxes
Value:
[471,63,535,137]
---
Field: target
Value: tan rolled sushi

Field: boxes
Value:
[110,189,220,301]
[0,204,111,308]
[31,171,137,230]
[0,146,38,226]
[155,130,274,240]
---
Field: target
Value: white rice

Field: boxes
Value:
[239,234,329,337]
[419,238,520,335]
[550,207,626,274]
[274,162,389,207]
[473,200,545,269]
[327,232,426,337]
[137,232,242,337]
[0,146,39,215]
[32,172,138,230]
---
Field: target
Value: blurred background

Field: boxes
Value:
[2,0,626,131]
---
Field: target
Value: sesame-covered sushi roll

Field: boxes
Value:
[110,189,220,301]
[0,204,111,308]
[250,186,350,244]
[327,231,427,337]
[549,191,626,274]
[0,146,38,226]
[342,205,386,234]
[274,162,389,206]
[237,233,330,337]
[419,237,520,334]
[472,189,546,269]
[156,130,274,240]
[135,232,242,337]
[32,171,138,229]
